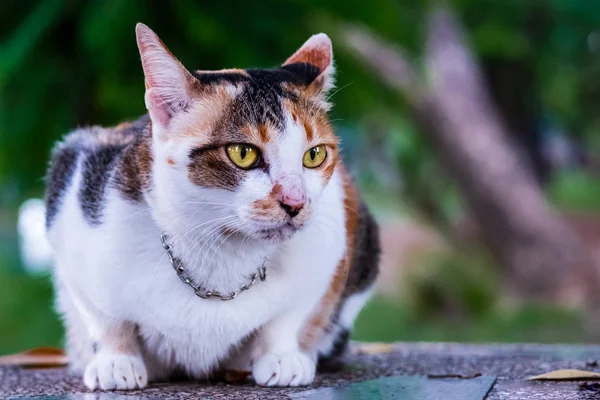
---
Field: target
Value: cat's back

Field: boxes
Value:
[45,115,151,232]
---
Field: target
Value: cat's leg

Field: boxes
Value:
[221,333,258,373]
[252,306,317,387]
[83,321,148,390]
[54,274,95,374]
[59,280,148,391]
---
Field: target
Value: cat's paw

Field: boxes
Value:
[83,352,148,390]
[252,351,316,387]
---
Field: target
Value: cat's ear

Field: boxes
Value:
[136,23,197,129]
[283,33,335,107]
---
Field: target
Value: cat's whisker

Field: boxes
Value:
[185,217,239,268]
[185,215,239,255]
[313,213,345,242]
[148,216,237,285]
[314,210,345,228]
[210,222,251,260]
[148,216,238,287]
[197,219,248,270]
[323,81,354,104]
[151,215,237,272]
[318,200,360,216]
[120,206,153,222]
[169,215,236,248]
[179,201,232,206]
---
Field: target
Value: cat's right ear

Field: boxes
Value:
[136,23,197,130]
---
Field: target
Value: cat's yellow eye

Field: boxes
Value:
[226,144,260,169]
[303,145,327,168]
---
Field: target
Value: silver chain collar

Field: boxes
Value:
[160,233,267,301]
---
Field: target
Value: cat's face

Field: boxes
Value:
[136,24,339,242]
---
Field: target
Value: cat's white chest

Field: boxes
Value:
[50,168,346,378]
[63,201,343,376]
[87,238,284,369]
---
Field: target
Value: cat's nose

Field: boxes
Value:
[274,174,306,218]
[279,195,305,218]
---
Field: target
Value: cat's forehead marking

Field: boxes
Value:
[193,63,321,134]
[186,63,337,191]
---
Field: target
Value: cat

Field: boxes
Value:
[45,23,379,390]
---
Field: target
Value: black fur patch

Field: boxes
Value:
[192,62,320,88]
[188,147,246,190]
[79,145,124,225]
[278,62,322,86]
[320,201,380,360]
[317,328,349,372]
[344,201,381,295]
[112,116,153,202]
[193,71,250,86]
[45,147,79,229]
[329,328,350,359]
[196,63,321,133]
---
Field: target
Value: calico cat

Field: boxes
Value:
[45,23,379,390]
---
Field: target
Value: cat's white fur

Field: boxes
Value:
[48,112,347,389]
[47,25,355,390]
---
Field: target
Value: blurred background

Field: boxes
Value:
[2,0,600,356]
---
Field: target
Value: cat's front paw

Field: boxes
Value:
[83,352,148,390]
[252,352,316,387]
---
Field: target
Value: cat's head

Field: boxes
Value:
[136,23,339,243]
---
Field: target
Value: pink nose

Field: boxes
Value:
[278,192,306,218]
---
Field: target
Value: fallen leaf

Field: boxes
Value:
[0,347,68,368]
[353,343,395,355]
[527,369,600,381]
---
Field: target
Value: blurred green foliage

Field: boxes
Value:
[0,263,63,355]
[548,170,600,212]
[354,246,586,344]
[2,0,600,203]
[1,0,600,354]
[354,296,584,343]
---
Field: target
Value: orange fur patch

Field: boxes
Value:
[299,166,359,351]
[258,124,270,143]
[282,98,336,144]
[167,157,175,166]
[172,86,232,142]
[115,121,132,131]
[102,323,141,355]
[251,183,281,217]
[194,68,249,77]
[304,121,314,142]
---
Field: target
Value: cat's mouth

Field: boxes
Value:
[255,222,300,243]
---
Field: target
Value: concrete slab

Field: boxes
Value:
[4,343,600,399]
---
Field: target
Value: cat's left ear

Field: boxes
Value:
[283,33,335,108]
[136,23,198,130]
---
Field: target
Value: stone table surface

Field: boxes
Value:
[4,342,600,399]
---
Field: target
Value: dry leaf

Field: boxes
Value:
[353,342,395,355]
[0,346,68,368]
[527,369,600,381]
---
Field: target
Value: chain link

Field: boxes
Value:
[160,233,267,301]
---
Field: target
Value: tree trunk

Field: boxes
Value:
[341,7,600,305]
